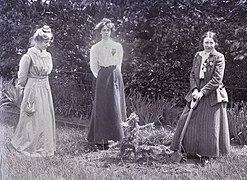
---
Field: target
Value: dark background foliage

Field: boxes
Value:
[1,0,247,117]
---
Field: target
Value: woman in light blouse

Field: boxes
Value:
[87,18,126,150]
[170,31,230,166]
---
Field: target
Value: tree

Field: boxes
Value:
[1,0,247,105]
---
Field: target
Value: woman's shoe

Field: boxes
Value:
[200,156,210,167]
[103,143,109,150]
[96,143,109,150]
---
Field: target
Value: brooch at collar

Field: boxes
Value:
[202,53,215,72]
[111,48,116,56]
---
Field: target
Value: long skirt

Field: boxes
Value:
[170,96,230,157]
[87,66,126,144]
[11,77,56,157]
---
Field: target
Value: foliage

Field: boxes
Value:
[115,0,247,102]
[228,101,247,145]
[126,92,182,126]
[0,77,3,105]
[1,0,247,119]
[0,79,22,108]
[50,72,94,119]
[119,112,174,160]
[2,110,247,179]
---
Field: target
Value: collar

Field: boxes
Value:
[198,50,218,57]
[100,39,114,46]
[27,47,50,58]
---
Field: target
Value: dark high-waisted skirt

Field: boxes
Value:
[87,66,126,143]
[170,79,230,157]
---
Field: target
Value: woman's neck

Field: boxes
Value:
[101,38,111,42]
[34,45,44,52]
[204,49,215,54]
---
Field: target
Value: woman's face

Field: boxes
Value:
[100,25,111,40]
[37,39,51,50]
[203,37,216,52]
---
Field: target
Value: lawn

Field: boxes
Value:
[1,109,247,180]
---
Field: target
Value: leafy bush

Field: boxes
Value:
[50,72,94,119]
[1,0,247,103]
[1,0,247,123]
[119,112,174,160]
[0,78,22,109]
[126,92,182,126]
[228,101,247,145]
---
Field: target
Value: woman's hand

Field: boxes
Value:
[193,91,204,100]
[192,89,198,99]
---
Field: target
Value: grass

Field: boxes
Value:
[1,110,247,180]
[228,101,247,145]
[126,93,182,126]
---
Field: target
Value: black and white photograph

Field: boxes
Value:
[0,0,247,179]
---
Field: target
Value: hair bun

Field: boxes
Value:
[42,25,51,33]
[94,18,115,31]
[31,25,53,46]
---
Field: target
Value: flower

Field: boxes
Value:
[201,53,215,73]
[205,53,215,68]
[111,48,116,56]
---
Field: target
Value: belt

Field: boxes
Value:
[28,75,48,79]
[100,65,116,69]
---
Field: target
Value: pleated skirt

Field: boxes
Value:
[170,95,231,157]
[87,66,126,144]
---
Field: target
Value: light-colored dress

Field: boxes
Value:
[11,47,56,157]
[87,39,126,143]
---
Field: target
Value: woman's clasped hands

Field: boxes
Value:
[192,89,203,100]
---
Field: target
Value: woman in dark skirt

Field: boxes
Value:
[87,18,126,150]
[170,31,231,165]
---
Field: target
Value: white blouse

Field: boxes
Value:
[198,51,210,79]
[90,39,123,78]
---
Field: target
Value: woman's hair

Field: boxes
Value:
[94,18,115,32]
[201,31,218,45]
[30,25,53,46]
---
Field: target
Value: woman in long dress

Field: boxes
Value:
[87,18,126,150]
[10,25,56,157]
[170,31,230,165]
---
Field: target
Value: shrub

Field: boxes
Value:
[0,78,22,109]
[119,112,174,160]
[228,101,247,145]
[50,72,94,120]
[126,92,182,126]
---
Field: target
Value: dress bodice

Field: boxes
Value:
[18,47,53,87]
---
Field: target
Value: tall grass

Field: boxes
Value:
[126,92,182,126]
[126,92,247,146]
[228,101,247,145]
[0,76,3,108]
[0,78,22,109]
[1,114,247,180]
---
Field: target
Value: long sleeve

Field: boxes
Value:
[48,53,53,73]
[90,45,99,78]
[189,53,199,91]
[18,54,31,88]
[116,43,123,72]
[200,54,225,96]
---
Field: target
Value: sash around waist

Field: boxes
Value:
[28,75,48,79]
[100,65,116,69]
[26,75,49,88]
